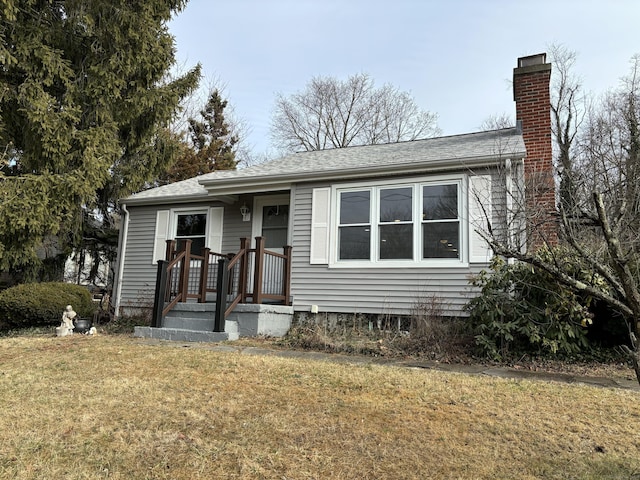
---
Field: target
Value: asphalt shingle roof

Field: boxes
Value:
[126,128,525,204]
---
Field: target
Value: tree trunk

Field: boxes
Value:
[632,350,640,385]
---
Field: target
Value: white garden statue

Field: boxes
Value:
[56,305,77,337]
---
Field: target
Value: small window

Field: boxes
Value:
[175,213,207,255]
[338,190,371,260]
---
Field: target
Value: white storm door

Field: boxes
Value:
[251,195,290,297]
[251,195,290,252]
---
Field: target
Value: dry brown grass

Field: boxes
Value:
[0,334,638,479]
[274,322,637,385]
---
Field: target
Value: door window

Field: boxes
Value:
[261,204,289,249]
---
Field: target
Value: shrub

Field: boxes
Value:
[396,293,472,359]
[464,253,594,360]
[0,282,96,330]
[102,314,150,335]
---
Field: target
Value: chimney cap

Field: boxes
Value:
[517,53,547,68]
[513,53,551,81]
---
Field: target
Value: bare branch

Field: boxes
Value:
[270,73,439,152]
[594,192,640,316]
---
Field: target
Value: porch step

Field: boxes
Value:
[135,302,240,343]
[163,302,217,331]
[163,316,214,331]
[135,302,293,343]
[134,326,239,343]
[166,302,217,316]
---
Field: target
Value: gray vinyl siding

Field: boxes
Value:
[117,170,506,317]
[118,199,253,311]
[119,205,161,310]
[221,195,253,253]
[289,169,505,317]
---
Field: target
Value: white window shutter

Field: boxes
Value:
[469,175,493,263]
[207,206,224,253]
[152,210,170,264]
[310,187,331,264]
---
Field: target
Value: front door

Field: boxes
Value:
[252,195,290,252]
[252,195,290,298]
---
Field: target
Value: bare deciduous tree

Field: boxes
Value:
[549,44,587,216]
[482,53,640,383]
[271,73,440,152]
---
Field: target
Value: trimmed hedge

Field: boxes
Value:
[0,282,96,330]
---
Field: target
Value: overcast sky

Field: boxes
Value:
[168,0,639,158]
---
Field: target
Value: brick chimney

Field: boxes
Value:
[513,53,557,249]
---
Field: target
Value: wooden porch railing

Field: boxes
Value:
[151,237,292,332]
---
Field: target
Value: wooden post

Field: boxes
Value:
[179,239,192,303]
[214,258,228,332]
[238,237,248,303]
[283,245,292,306]
[165,239,176,261]
[198,247,210,303]
[151,260,168,328]
[253,236,264,304]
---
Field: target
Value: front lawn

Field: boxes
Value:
[0,334,638,479]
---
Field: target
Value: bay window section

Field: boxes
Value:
[422,184,459,259]
[338,190,371,260]
[334,179,462,264]
[379,187,413,259]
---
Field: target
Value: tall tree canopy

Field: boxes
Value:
[160,89,238,184]
[271,73,440,152]
[0,0,200,279]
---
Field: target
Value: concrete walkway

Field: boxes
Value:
[137,338,640,391]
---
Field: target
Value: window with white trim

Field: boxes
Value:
[421,184,459,259]
[175,212,207,255]
[338,190,371,259]
[335,179,463,263]
[152,206,224,264]
[379,186,413,259]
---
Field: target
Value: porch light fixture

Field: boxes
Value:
[240,203,251,222]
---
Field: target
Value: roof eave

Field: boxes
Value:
[121,192,239,207]
[199,152,524,196]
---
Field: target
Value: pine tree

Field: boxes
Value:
[161,90,238,183]
[0,0,200,280]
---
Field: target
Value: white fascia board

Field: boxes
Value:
[204,182,293,197]
[122,193,238,207]
[199,153,520,196]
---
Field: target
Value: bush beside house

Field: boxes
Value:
[464,251,631,360]
[0,282,96,331]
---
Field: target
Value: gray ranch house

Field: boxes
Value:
[112,54,554,342]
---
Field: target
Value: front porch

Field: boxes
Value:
[134,237,293,342]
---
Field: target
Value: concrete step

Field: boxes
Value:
[146,302,293,343]
[167,302,217,315]
[163,316,215,331]
[163,311,239,334]
[134,326,239,343]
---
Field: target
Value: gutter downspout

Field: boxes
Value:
[112,202,130,319]
[507,157,527,260]
[505,158,515,265]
